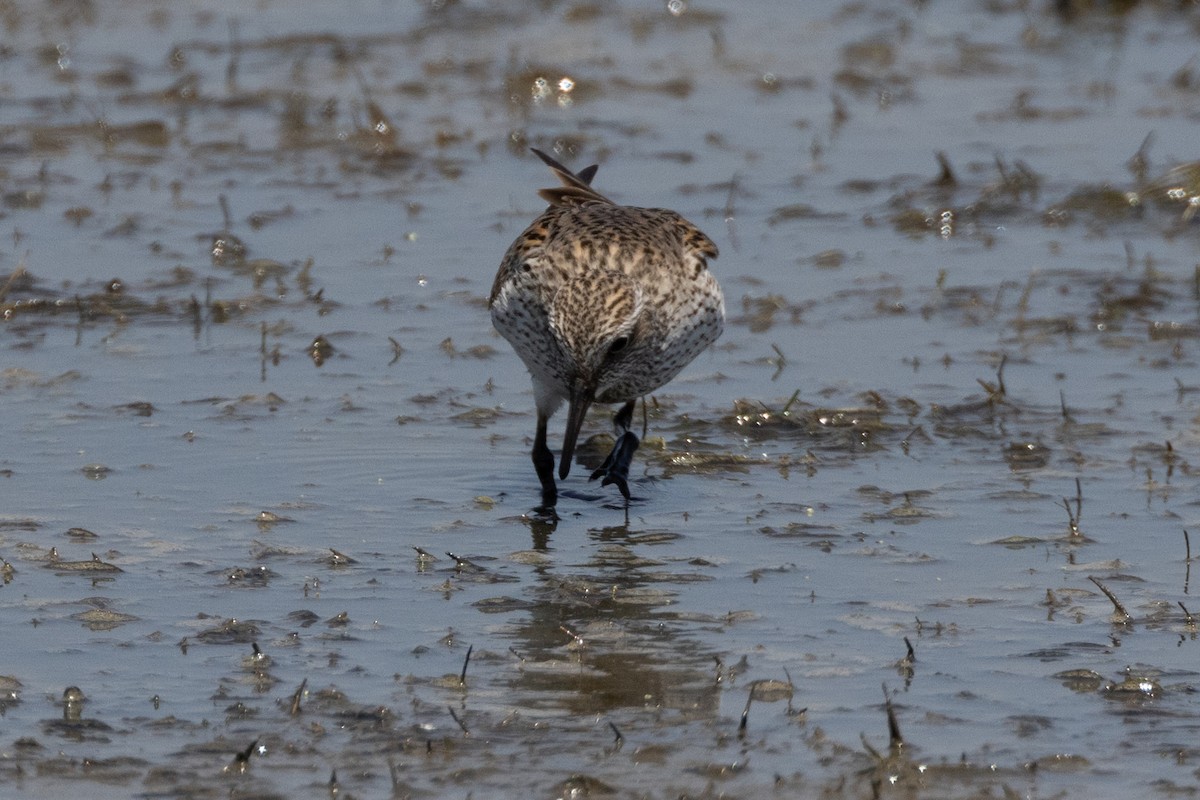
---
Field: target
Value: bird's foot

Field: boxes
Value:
[530,499,559,522]
[588,431,640,501]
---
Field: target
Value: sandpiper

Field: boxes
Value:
[489,148,724,507]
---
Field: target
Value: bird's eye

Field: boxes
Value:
[609,336,630,355]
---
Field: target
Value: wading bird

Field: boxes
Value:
[489,149,724,507]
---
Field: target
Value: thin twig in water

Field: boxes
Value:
[976,354,1008,406]
[781,388,800,416]
[738,692,751,736]
[1126,132,1153,184]
[459,644,473,687]
[188,295,202,337]
[289,678,306,716]
[219,194,233,232]
[1062,497,1079,536]
[770,343,786,381]
[259,321,268,382]
[933,150,957,187]
[608,720,623,746]
[1088,576,1132,623]
[1179,601,1194,626]
[1185,529,1192,562]
[448,706,469,735]
[882,683,903,750]
[232,739,257,771]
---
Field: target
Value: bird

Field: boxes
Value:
[489,148,724,508]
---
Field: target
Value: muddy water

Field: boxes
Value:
[3,1,1200,797]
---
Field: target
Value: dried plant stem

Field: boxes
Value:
[1088,576,1131,623]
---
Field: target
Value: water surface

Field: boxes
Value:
[3,1,1200,797]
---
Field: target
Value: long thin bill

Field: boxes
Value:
[558,389,593,480]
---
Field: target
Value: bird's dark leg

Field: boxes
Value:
[532,412,557,508]
[589,399,639,501]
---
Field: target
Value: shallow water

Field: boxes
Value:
[3,1,1200,797]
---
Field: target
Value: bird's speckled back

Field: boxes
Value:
[490,151,724,413]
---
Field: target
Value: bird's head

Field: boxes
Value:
[549,271,646,478]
